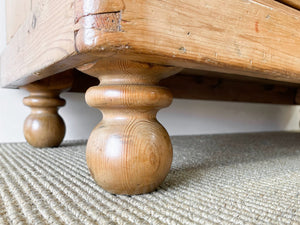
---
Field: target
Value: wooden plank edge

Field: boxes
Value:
[74,0,300,85]
[277,0,300,10]
[0,0,77,88]
[3,0,300,89]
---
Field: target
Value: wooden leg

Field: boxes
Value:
[21,74,73,148]
[77,59,181,195]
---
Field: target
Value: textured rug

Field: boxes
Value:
[0,132,299,224]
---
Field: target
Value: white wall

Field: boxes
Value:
[1,88,300,143]
[1,0,299,143]
[0,0,5,54]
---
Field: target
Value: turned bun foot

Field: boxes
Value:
[85,85,174,194]
[78,59,181,195]
[86,115,173,194]
[21,73,73,148]
[23,103,66,148]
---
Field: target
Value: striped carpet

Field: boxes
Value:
[0,132,299,224]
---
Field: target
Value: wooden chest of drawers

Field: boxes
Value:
[1,0,300,195]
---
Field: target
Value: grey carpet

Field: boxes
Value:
[0,132,299,224]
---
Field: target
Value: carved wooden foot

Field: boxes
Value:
[77,59,181,195]
[21,74,73,148]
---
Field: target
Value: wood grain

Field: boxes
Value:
[75,0,300,84]
[5,0,31,42]
[75,0,125,23]
[1,0,77,87]
[21,73,73,148]
[77,59,181,194]
[4,0,300,87]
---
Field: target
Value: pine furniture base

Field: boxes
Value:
[2,0,300,194]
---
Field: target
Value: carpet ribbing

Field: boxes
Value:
[0,132,299,224]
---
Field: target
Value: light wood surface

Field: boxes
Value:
[21,73,73,148]
[3,0,300,87]
[5,0,31,42]
[1,0,77,87]
[75,0,300,84]
[77,59,181,195]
